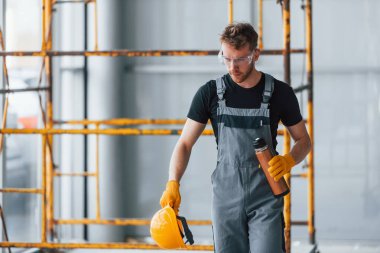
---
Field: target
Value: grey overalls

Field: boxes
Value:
[211,73,285,253]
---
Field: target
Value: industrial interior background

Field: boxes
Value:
[0,0,379,252]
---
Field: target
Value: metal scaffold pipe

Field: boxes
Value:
[54,171,96,177]
[258,0,263,49]
[0,242,214,251]
[281,0,292,252]
[54,218,212,226]
[41,134,47,243]
[42,0,55,240]
[0,87,50,94]
[306,0,316,245]
[0,188,43,194]
[94,0,99,50]
[0,49,306,57]
[0,128,285,136]
[53,0,94,4]
[228,0,233,24]
[54,118,188,126]
[0,28,10,154]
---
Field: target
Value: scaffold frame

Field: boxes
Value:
[0,0,316,252]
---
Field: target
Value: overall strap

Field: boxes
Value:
[260,73,275,109]
[216,77,226,107]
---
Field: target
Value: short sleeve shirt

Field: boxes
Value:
[187,73,303,150]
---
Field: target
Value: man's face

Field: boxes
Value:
[220,43,258,84]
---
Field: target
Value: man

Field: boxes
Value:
[160,22,311,253]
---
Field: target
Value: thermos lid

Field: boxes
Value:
[253,137,267,149]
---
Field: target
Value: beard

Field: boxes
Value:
[229,62,254,84]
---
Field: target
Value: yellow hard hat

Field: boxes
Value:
[150,205,194,249]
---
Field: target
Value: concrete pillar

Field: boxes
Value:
[87,0,125,242]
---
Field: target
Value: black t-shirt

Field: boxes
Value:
[187,72,303,150]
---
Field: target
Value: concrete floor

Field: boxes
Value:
[70,240,380,253]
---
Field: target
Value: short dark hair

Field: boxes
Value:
[219,22,258,51]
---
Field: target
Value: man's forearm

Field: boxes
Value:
[168,141,192,182]
[289,135,311,164]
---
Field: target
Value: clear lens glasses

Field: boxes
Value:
[218,50,254,67]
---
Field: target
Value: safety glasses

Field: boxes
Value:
[218,50,255,67]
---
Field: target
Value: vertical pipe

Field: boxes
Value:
[282,0,291,252]
[258,0,263,49]
[0,99,8,153]
[95,124,100,221]
[83,0,89,241]
[283,131,291,253]
[0,28,10,89]
[40,0,47,241]
[43,0,54,239]
[228,0,233,24]
[283,0,291,85]
[0,28,9,154]
[41,134,47,243]
[305,0,315,245]
[42,0,46,51]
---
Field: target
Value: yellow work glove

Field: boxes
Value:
[268,154,296,182]
[160,180,181,215]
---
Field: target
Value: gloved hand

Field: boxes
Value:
[268,154,296,182]
[160,180,181,215]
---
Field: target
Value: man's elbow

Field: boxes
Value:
[177,138,194,155]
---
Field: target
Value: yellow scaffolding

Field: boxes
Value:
[0,0,316,252]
